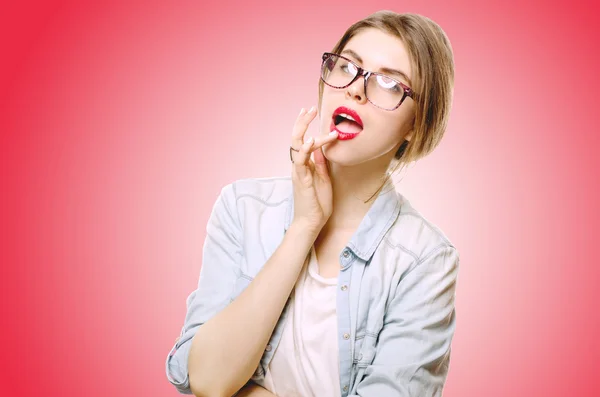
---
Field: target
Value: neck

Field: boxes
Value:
[322,157,390,234]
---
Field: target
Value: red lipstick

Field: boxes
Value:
[330,106,364,140]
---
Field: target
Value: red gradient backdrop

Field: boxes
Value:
[1,1,599,396]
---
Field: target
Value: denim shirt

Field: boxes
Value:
[166,176,460,397]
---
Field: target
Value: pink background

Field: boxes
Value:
[1,1,599,396]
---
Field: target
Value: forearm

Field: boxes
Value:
[235,381,278,397]
[188,221,317,397]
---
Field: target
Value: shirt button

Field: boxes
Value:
[265,344,272,352]
[343,333,350,340]
[343,385,349,392]
[342,250,350,258]
[341,285,348,291]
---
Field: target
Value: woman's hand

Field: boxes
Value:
[290,106,338,234]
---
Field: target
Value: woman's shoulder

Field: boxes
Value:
[215,176,293,231]
[386,191,459,259]
[221,175,292,203]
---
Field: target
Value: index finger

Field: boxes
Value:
[291,106,317,149]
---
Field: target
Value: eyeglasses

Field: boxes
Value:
[320,52,415,111]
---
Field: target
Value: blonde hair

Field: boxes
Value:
[318,11,455,201]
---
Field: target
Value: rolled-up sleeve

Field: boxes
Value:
[352,244,460,397]
[165,183,244,394]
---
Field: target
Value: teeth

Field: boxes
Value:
[338,113,356,122]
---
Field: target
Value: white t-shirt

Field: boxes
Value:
[263,246,341,397]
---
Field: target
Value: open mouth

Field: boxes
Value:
[331,106,364,138]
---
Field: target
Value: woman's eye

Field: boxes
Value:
[376,75,400,91]
[348,63,357,75]
[343,62,357,75]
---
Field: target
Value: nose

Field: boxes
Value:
[345,74,368,104]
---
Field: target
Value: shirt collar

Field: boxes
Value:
[284,179,402,262]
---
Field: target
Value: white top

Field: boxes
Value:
[263,246,341,397]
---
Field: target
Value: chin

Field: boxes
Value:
[322,144,366,167]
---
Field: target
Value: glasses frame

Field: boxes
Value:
[321,52,415,111]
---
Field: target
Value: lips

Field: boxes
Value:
[330,106,364,140]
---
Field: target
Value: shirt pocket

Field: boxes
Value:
[353,333,377,367]
[229,273,253,302]
[351,333,377,391]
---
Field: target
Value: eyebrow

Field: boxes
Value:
[340,49,413,86]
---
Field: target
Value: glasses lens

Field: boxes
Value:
[366,73,405,110]
[321,54,358,88]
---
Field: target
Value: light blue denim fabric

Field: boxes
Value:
[166,176,460,397]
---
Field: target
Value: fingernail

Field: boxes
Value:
[306,136,314,143]
[329,130,337,136]
[308,106,315,113]
[299,108,305,116]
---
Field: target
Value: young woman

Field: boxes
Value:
[166,10,460,397]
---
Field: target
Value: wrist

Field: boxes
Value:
[287,219,321,242]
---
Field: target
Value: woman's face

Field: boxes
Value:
[319,28,416,167]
